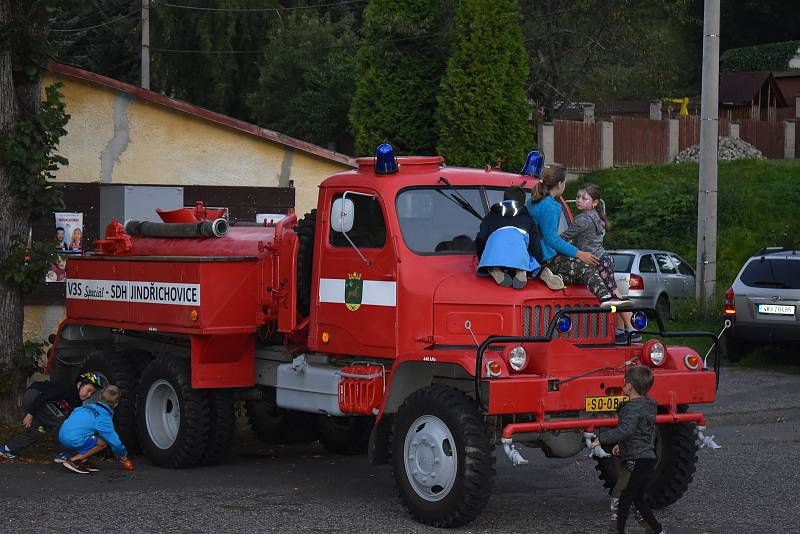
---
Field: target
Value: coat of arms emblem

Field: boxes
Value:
[345,272,363,311]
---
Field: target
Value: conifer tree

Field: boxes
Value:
[349,0,454,156]
[436,0,532,170]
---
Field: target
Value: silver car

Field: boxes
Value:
[608,249,696,320]
[724,249,800,361]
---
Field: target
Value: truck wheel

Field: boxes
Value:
[200,390,235,465]
[137,356,209,468]
[246,392,319,445]
[725,337,753,363]
[317,416,373,455]
[84,352,140,452]
[294,209,316,317]
[391,385,495,528]
[595,422,699,509]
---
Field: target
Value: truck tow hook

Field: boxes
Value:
[696,425,721,449]
[501,438,528,466]
[583,432,611,459]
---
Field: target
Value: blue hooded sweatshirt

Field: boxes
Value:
[58,401,127,457]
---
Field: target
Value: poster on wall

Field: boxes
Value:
[47,212,83,283]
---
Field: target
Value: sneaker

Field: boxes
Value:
[489,267,513,287]
[63,459,90,474]
[615,332,629,345]
[627,330,643,343]
[512,269,528,290]
[80,460,100,472]
[540,266,565,290]
[0,445,17,460]
[53,452,70,464]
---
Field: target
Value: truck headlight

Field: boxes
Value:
[642,340,666,367]
[507,345,527,371]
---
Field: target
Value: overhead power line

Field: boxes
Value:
[51,10,139,33]
[158,0,368,13]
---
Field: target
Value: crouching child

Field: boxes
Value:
[58,385,129,474]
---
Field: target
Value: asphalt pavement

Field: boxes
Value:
[1,367,798,534]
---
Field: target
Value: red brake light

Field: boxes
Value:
[723,287,735,315]
[629,274,644,291]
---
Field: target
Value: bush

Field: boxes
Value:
[720,41,800,72]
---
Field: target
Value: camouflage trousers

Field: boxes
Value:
[543,255,611,301]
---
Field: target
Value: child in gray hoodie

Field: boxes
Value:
[592,365,663,534]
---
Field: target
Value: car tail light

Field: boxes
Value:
[723,287,735,315]
[629,274,644,291]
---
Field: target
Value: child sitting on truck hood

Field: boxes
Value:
[58,385,129,474]
[475,186,541,289]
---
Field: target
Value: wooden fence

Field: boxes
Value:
[739,120,785,159]
[612,116,667,165]
[677,116,730,152]
[554,120,601,171]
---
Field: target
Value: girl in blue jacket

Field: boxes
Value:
[59,385,128,474]
[527,164,629,308]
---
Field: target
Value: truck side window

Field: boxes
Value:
[329,193,386,249]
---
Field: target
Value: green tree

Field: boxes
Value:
[349,0,454,156]
[247,10,359,153]
[435,0,532,170]
[0,0,69,422]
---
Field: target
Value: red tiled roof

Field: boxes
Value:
[47,61,356,167]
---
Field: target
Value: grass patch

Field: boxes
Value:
[736,345,800,374]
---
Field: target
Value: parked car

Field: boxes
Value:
[607,249,696,321]
[723,248,800,362]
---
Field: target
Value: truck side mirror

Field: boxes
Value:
[331,198,354,233]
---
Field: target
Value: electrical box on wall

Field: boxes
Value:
[99,185,183,233]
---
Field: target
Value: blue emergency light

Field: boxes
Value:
[632,311,648,330]
[520,150,545,178]
[557,315,572,333]
[375,143,399,175]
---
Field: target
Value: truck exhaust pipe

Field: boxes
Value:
[124,218,229,239]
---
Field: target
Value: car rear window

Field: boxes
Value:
[740,258,800,289]
[610,253,634,273]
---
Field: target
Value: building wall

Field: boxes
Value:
[43,72,351,216]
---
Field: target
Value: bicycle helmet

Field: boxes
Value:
[77,371,103,388]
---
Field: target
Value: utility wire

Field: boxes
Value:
[51,10,139,33]
[158,0,368,12]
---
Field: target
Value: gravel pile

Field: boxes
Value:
[674,136,766,162]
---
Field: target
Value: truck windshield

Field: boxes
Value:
[397,187,494,255]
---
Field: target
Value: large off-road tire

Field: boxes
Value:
[200,390,236,465]
[317,415,374,455]
[725,336,753,363]
[137,356,209,468]
[84,351,140,452]
[294,209,316,317]
[246,390,319,445]
[391,385,495,528]
[595,422,699,509]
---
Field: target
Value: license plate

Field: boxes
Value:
[585,395,628,412]
[757,304,795,316]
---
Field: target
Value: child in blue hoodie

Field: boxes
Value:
[58,385,128,474]
[475,186,541,289]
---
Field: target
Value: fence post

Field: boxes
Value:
[667,119,679,162]
[599,121,614,169]
[542,122,555,165]
[649,100,662,120]
[729,121,740,139]
[583,103,595,123]
[784,120,796,159]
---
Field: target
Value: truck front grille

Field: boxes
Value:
[523,304,611,341]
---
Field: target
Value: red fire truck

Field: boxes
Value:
[49,148,719,527]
